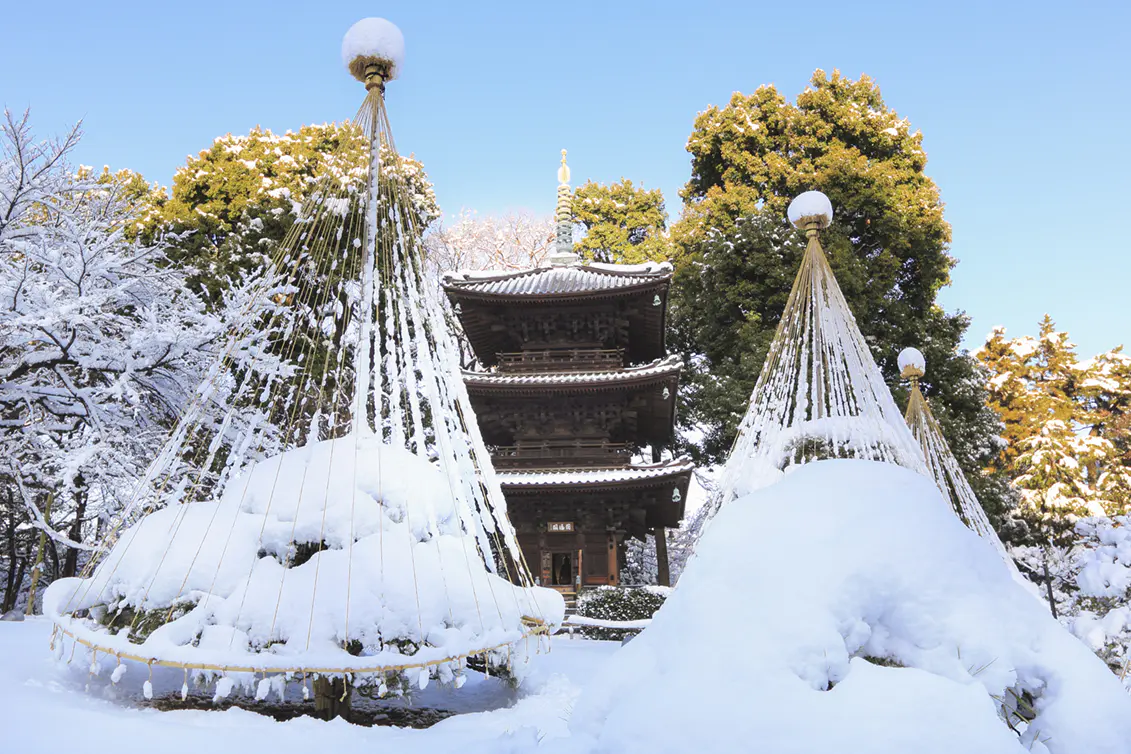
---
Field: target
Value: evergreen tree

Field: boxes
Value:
[155,123,438,304]
[572,179,669,264]
[979,318,1131,534]
[1080,348,1131,511]
[670,70,1012,522]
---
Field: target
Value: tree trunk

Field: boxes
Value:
[313,676,351,720]
[47,537,60,584]
[654,527,671,587]
[9,558,28,612]
[25,493,53,615]
[62,482,87,578]
[1043,555,1059,620]
[3,486,19,613]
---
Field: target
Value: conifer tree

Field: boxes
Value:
[979,318,1131,528]
[670,70,1012,522]
[1080,349,1131,511]
[572,179,669,264]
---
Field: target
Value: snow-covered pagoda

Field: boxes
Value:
[443,152,693,597]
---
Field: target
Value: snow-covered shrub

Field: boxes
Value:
[569,460,1131,753]
[575,586,669,640]
[1066,517,1131,683]
[45,434,564,693]
[1013,517,1131,686]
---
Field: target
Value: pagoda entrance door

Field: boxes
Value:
[550,550,580,588]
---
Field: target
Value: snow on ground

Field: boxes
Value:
[10,459,1131,753]
[569,460,1131,754]
[1,617,615,753]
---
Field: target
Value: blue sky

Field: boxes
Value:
[2,0,1126,357]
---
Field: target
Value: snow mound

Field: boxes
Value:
[569,460,1131,754]
[899,346,926,376]
[787,190,833,228]
[342,18,405,80]
[46,434,562,678]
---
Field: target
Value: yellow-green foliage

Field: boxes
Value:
[572,178,670,264]
[152,122,438,303]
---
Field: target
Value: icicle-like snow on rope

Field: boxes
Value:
[44,17,563,698]
[710,191,926,511]
[898,347,1022,578]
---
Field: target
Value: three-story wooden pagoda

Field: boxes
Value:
[443,152,693,598]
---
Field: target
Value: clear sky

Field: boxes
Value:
[2,0,1126,357]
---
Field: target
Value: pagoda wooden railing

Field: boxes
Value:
[491,439,633,468]
[496,348,624,373]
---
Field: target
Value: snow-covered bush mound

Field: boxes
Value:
[569,460,1131,754]
[1068,516,1131,681]
[574,586,669,641]
[46,434,563,685]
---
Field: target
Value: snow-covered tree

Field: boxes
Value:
[424,209,553,275]
[1069,515,1131,684]
[1079,348,1131,511]
[1013,420,1111,538]
[0,110,81,245]
[1014,515,1131,682]
[0,115,223,592]
[621,534,659,586]
[980,317,1131,651]
[157,123,439,305]
[979,317,1130,541]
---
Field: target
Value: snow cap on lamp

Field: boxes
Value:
[342,18,405,83]
[898,347,926,380]
[787,190,833,231]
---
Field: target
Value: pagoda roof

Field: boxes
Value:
[498,456,694,531]
[443,261,672,301]
[463,355,682,392]
[497,456,694,489]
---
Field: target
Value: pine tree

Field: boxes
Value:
[669,70,1012,521]
[572,179,669,264]
[1080,348,1131,512]
[980,318,1131,529]
[1013,419,1108,543]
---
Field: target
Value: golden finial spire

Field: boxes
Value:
[557,149,570,185]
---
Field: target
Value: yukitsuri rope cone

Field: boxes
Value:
[708,191,927,517]
[899,347,1021,577]
[43,17,562,712]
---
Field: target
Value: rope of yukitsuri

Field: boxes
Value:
[49,618,550,678]
[709,191,927,517]
[44,17,559,697]
[899,348,1022,577]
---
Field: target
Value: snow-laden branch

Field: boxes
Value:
[8,468,95,552]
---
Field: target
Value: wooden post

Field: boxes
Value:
[25,493,53,616]
[607,533,619,585]
[654,526,671,587]
[313,675,351,720]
